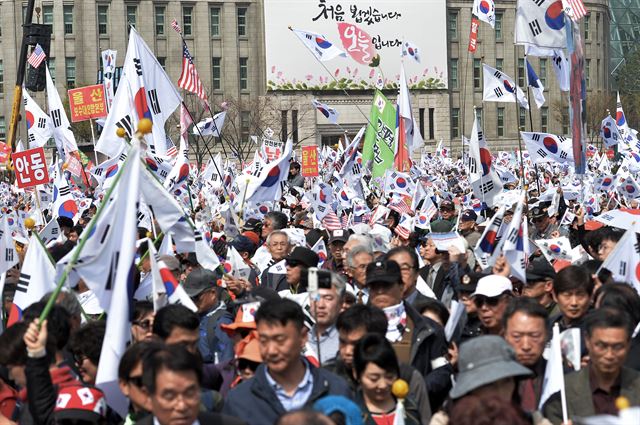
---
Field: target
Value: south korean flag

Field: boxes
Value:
[601,115,621,148]
[482,64,529,110]
[473,0,495,27]
[536,236,573,262]
[521,132,574,164]
[515,0,568,49]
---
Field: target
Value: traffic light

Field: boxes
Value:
[24,23,52,92]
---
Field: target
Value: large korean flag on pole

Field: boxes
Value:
[482,64,529,110]
[96,28,181,158]
[515,0,568,49]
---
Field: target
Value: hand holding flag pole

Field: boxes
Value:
[38,119,154,326]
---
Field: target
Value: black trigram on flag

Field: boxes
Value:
[119,152,128,162]
[480,180,494,194]
[37,117,47,128]
[28,134,36,144]
[94,167,104,176]
[159,169,168,178]
[494,87,504,97]
[23,97,28,106]
[529,19,542,37]
[532,133,541,141]
[133,58,143,76]
[493,70,502,79]
[620,261,627,276]
[537,149,547,158]
[634,235,640,254]
[137,211,146,222]
[533,0,545,6]
[559,151,568,159]
[194,231,204,242]
[117,115,133,137]
[58,185,71,196]
[558,136,567,142]
[17,273,29,293]
[468,157,478,174]
[148,89,161,115]
[51,109,62,127]
[352,163,362,175]
[6,248,14,262]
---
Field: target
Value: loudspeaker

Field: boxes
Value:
[24,24,52,92]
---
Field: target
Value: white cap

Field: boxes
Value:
[472,275,513,298]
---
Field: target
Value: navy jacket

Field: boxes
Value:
[223,362,351,425]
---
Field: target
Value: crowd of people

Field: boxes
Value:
[0,149,639,425]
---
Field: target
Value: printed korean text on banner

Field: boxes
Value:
[68,85,108,122]
[301,146,319,177]
[13,147,49,188]
[336,22,376,65]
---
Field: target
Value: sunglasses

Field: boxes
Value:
[285,260,301,268]
[132,319,152,331]
[237,358,260,371]
[473,295,506,308]
[128,375,144,388]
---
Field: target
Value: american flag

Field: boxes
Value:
[27,44,46,69]
[165,136,178,157]
[388,198,413,215]
[562,0,587,22]
[177,40,208,103]
[322,212,343,231]
[171,19,182,35]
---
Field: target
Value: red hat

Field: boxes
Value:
[54,384,107,422]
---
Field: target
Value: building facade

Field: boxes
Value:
[0,0,614,156]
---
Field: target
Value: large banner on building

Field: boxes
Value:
[264,0,448,91]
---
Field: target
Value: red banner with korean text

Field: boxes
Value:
[13,147,49,188]
[301,146,319,177]
[68,84,108,122]
[468,18,479,53]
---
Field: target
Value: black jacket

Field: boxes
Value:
[223,361,351,425]
[259,268,288,292]
[404,301,453,411]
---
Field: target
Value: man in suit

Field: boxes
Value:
[543,308,640,424]
[140,344,245,425]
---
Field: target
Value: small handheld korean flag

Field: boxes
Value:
[599,224,640,294]
[536,237,573,262]
[601,115,621,148]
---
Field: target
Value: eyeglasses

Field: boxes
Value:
[132,319,152,331]
[286,260,301,268]
[473,295,507,308]
[74,354,88,365]
[128,375,144,388]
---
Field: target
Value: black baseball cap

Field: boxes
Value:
[365,260,402,287]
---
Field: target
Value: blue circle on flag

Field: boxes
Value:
[617,111,626,126]
[503,80,515,93]
[315,37,332,49]
[479,0,491,13]
[545,1,565,30]
[58,200,78,219]
[543,137,558,154]
[396,177,407,188]
[261,166,280,187]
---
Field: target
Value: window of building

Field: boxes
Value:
[63,5,73,34]
[127,5,137,28]
[519,108,525,129]
[158,57,166,70]
[541,107,548,132]
[43,5,54,26]
[22,5,28,23]
[0,60,3,96]
[496,58,503,71]
[585,59,591,88]
[237,7,247,36]
[584,14,590,40]
[477,108,483,128]
[65,57,76,88]
[281,110,288,141]
[497,107,505,136]
[210,7,220,37]
[473,59,481,89]
[0,117,5,140]
[452,108,460,138]
[596,13,600,42]
[419,108,425,137]
[240,111,250,142]
[155,6,165,35]
[49,59,56,81]
[292,110,298,143]
[597,58,600,86]
[495,12,503,40]
[517,58,525,87]
[539,58,547,86]
[448,10,458,40]
[429,108,435,139]
[239,57,248,90]
[98,5,109,35]
[212,57,221,90]
[450,59,458,89]
[183,6,193,36]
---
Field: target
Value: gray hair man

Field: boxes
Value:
[345,244,374,304]
[308,271,347,365]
